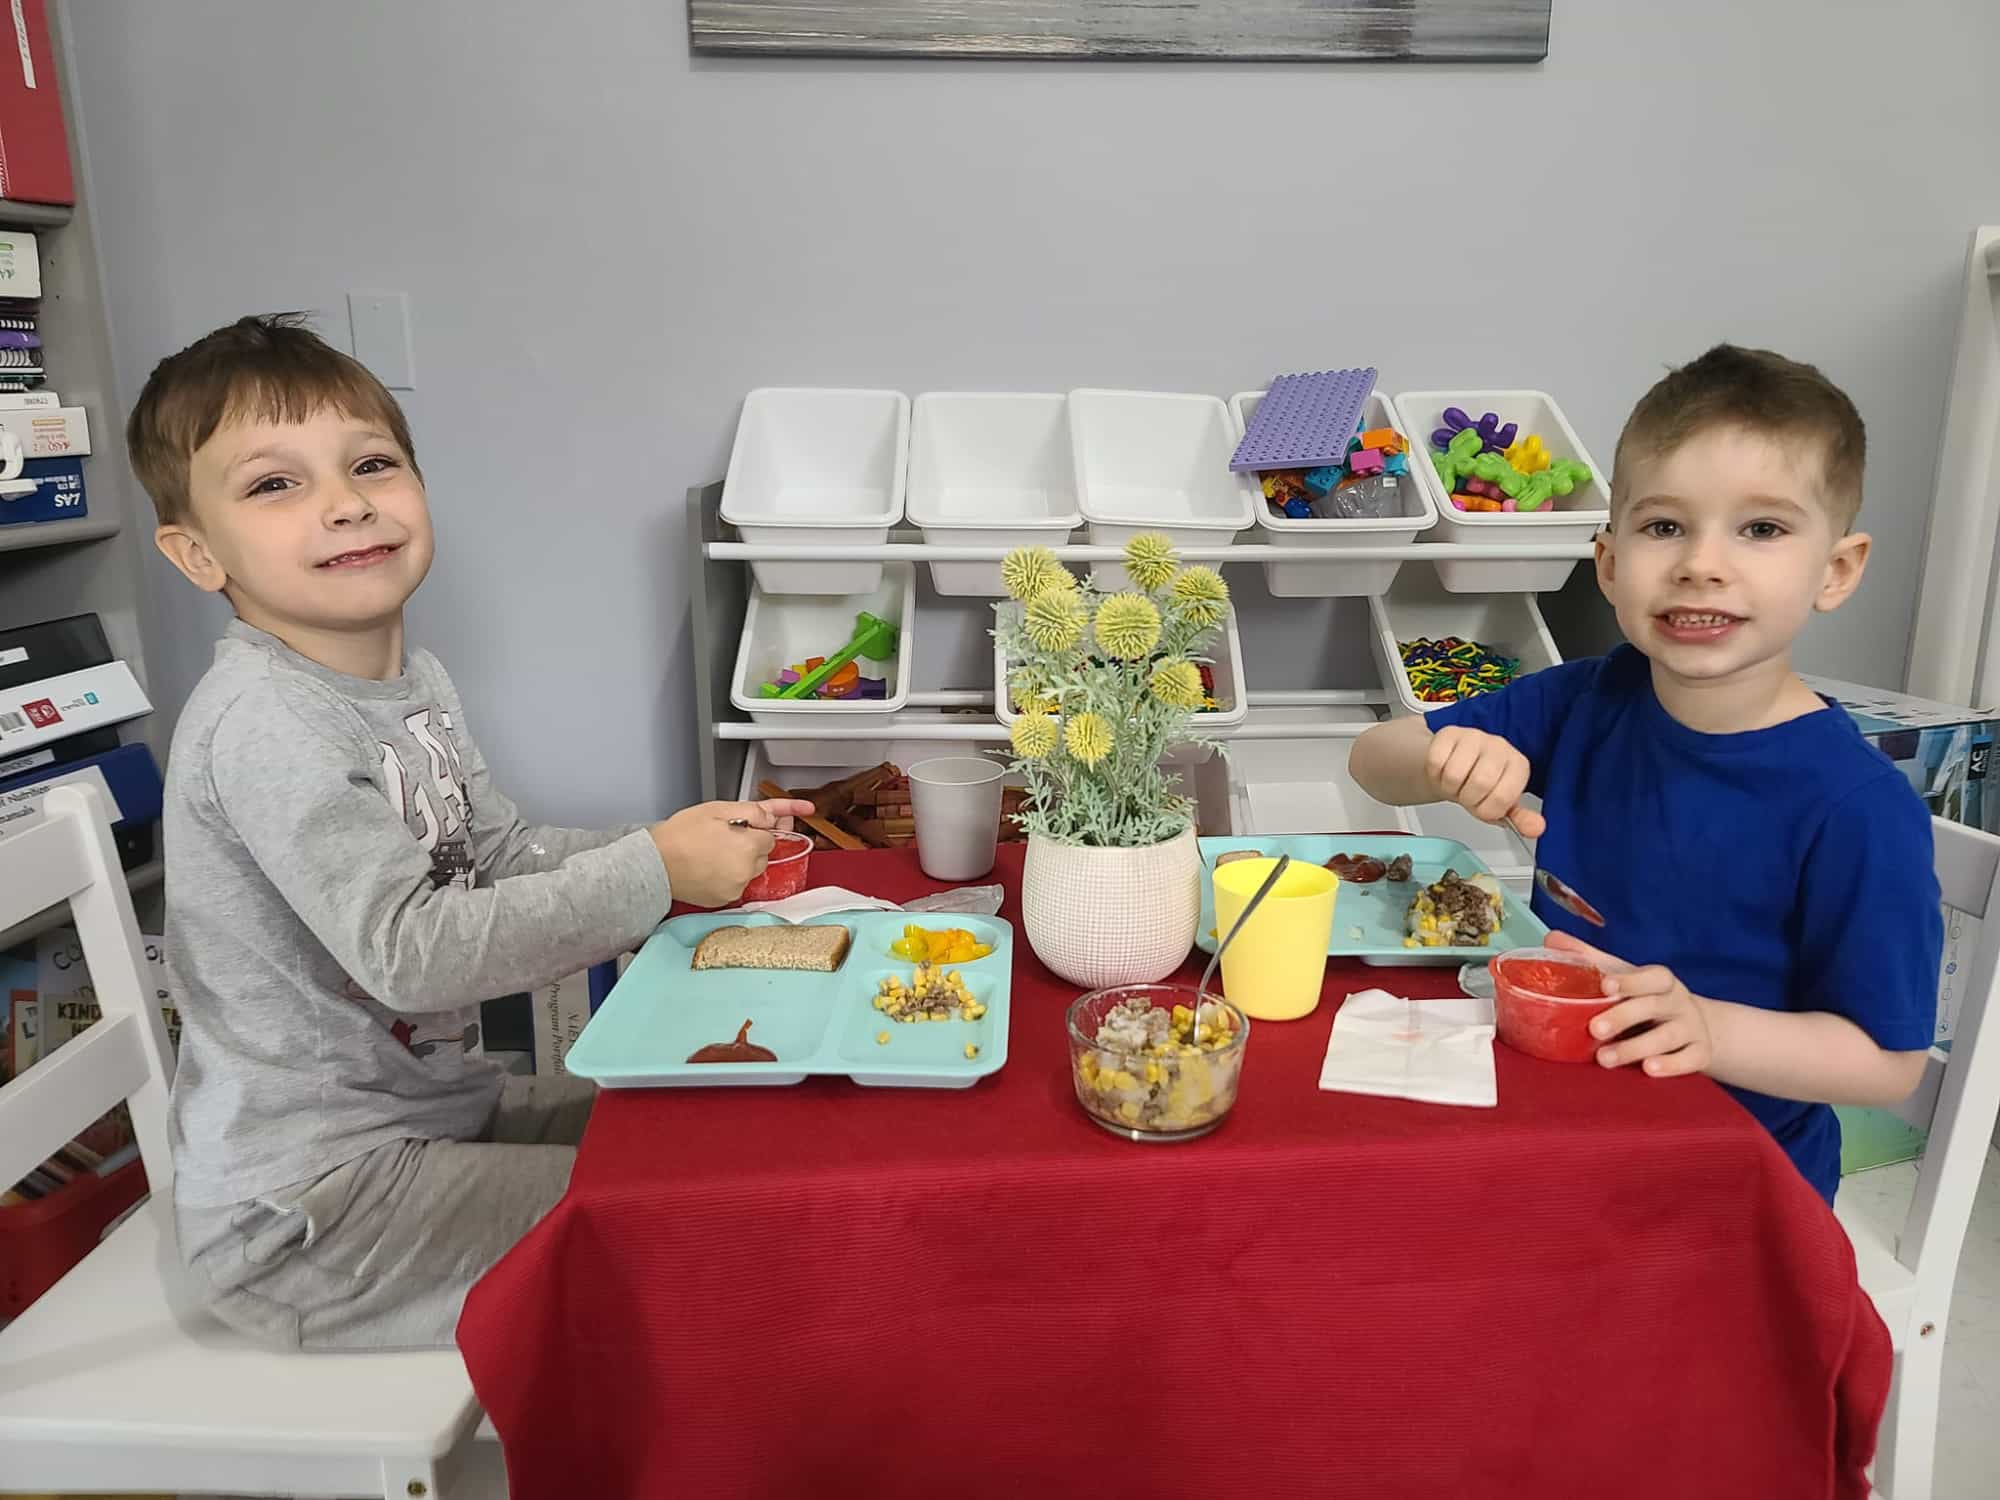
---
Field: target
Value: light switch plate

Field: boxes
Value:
[347,291,414,389]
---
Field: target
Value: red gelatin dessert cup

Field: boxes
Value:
[739,830,812,904]
[1491,946,1614,1063]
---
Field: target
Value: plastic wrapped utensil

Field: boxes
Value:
[901,885,1005,916]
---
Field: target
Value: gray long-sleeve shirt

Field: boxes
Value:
[164,621,671,1207]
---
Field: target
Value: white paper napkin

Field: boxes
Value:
[1318,989,1498,1108]
[736,886,901,921]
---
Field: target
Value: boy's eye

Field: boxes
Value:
[1744,520,1787,540]
[1640,519,1681,539]
[246,475,293,497]
[354,455,400,476]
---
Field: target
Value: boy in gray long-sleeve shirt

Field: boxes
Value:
[128,314,811,1349]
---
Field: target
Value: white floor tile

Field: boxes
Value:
[1849,1146,2000,1497]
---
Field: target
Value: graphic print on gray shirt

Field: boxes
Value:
[165,621,670,1208]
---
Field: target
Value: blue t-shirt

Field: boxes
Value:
[1429,647,1940,1204]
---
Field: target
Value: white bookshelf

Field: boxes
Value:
[0,1,166,942]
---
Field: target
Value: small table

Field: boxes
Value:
[461,844,1888,1499]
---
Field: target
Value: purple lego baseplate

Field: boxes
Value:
[1229,367,1379,473]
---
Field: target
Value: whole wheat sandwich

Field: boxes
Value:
[691,924,852,973]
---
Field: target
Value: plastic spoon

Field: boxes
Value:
[1197,854,1292,1003]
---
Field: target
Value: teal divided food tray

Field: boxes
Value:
[563,910,1012,1090]
[1197,834,1544,967]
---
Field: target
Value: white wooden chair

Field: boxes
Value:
[0,785,490,1499]
[1834,816,2000,1500]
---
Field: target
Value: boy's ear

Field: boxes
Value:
[1814,531,1871,614]
[155,523,229,594]
[1593,530,1616,598]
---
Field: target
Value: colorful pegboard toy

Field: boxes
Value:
[1231,367,1379,472]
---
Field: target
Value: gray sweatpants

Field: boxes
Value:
[174,1074,596,1351]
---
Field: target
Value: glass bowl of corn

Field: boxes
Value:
[1066,984,1249,1143]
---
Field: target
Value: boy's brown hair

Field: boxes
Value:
[126,313,419,527]
[1612,343,1866,531]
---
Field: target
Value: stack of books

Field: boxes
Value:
[0,1129,138,1208]
[0,231,43,392]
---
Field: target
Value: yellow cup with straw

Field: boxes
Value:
[1211,857,1339,1021]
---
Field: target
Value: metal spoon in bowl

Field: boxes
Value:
[1198,854,1293,1014]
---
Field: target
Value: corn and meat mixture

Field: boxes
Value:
[1073,997,1243,1133]
[1403,870,1504,948]
[873,963,987,1023]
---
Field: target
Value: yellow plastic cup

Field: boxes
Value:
[1211,858,1339,1021]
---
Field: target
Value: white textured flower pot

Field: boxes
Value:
[1022,827,1200,987]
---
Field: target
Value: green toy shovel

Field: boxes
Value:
[759,610,900,699]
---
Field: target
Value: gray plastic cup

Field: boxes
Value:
[908,757,1007,882]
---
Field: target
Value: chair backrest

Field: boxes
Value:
[0,784,176,1197]
[1889,817,2000,1290]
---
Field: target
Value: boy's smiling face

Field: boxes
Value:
[156,404,434,646]
[1596,424,1870,693]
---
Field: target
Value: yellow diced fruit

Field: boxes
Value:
[964,1043,979,1059]
[876,1031,891,1045]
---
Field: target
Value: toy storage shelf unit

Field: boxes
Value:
[690,385,1605,895]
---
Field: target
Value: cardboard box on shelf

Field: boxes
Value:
[531,963,617,1076]
[0,405,88,458]
[0,456,86,526]
[1805,675,2000,833]
[0,741,162,842]
[1811,677,2000,1172]
[0,612,111,690]
[0,660,149,755]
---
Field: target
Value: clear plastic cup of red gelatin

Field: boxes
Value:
[1490,947,1616,1063]
[738,831,812,904]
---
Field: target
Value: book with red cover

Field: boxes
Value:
[0,0,71,205]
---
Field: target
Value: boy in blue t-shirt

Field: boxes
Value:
[1351,344,1940,1205]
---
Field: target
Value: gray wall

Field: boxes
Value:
[64,0,2000,824]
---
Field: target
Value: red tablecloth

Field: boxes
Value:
[461,844,1889,1499]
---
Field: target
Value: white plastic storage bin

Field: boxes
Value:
[1222,707,1419,836]
[1367,564,1561,717]
[1391,389,1609,593]
[737,743,1238,846]
[729,564,918,766]
[1231,389,1438,598]
[906,392,1081,596]
[993,601,1250,760]
[1069,389,1257,587]
[719,387,910,595]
